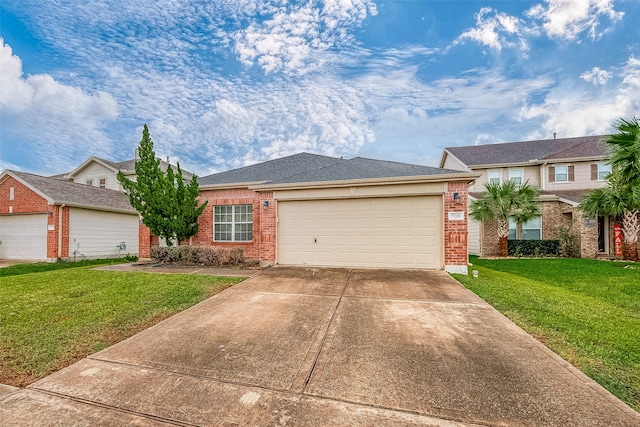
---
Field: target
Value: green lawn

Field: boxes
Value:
[453,256,640,411]
[0,261,244,387]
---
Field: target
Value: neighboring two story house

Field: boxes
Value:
[439,135,612,258]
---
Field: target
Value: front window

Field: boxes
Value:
[522,216,541,240]
[509,169,522,185]
[214,204,253,242]
[508,216,541,240]
[488,170,501,185]
[555,165,568,182]
[597,163,611,181]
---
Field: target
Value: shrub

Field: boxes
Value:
[151,246,245,266]
[508,240,560,257]
[553,225,580,258]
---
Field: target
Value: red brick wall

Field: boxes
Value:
[0,176,49,213]
[139,221,151,259]
[444,182,468,266]
[188,188,276,263]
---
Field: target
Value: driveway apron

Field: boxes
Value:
[1,267,638,426]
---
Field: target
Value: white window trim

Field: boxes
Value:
[487,169,502,186]
[597,163,611,181]
[508,168,524,184]
[214,204,253,242]
[554,164,569,183]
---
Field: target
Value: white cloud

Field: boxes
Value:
[0,39,118,173]
[580,66,612,85]
[525,0,624,41]
[454,7,527,52]
[231,0,377,74]
[520,55,640,138]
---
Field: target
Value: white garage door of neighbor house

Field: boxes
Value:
[69,208,139,258]
[278,196,443,269]
[0,214,48,260]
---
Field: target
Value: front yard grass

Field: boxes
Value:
[453,256,640,411]
[0,262,244,387]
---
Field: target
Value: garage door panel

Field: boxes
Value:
[0,215,48,260]
[278,196,442,269]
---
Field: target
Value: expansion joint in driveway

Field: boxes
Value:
[300,269,352,393]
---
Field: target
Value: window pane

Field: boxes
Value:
[509,170,522,184]
[488,171,500,185]
[555,166,568,182]
[522,229,541,240]
[598,164,611,180]
[522,216,541,240]
[214,224,232,241]
[508,217,517,240]
[234,223,253,241]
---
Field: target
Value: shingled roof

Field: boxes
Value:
[441,135,609,168]
[60,156,193,181]
[199,152,473,188]
[2,170,136,213]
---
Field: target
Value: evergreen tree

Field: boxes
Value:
[117,124,207,246]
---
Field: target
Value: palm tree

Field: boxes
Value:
[606,117,640,186]
[579,169,640,261]
[470,180,540,257]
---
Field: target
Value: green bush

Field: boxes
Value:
[151,246,244,266]
[553,225,580,258]
[508,240,560,257]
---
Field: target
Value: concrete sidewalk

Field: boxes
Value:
[1,267,638,426]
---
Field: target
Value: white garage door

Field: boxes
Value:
[69,208,139,258]
[0,214,48,260]
[278,196,443,269]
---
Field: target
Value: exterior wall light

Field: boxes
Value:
[263,200,269,208]
[453,192,461,205]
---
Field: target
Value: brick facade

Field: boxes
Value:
[478,199,610,258]
[0,176,70,260]
[444,182,469,273]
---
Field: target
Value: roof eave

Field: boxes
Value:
[66,157,119,178]
[543,155,608,163]
[0,170,55,204]
[199,181,267,190]
[251,172,480,191]
[53,201,138,214]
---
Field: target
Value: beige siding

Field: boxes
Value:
[469,165,541,192]
[0,214,48,260]
[277,196,443,269]
[467,216,481,255]
[544,161,608,192]
[68,208,139,258]
[442,154,467,171]
[72,163,120,191]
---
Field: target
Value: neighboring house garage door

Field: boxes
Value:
[277,196,443,269]
[69,208,139,258]
[0,214,48,260]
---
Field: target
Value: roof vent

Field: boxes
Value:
[135,148,139,160]
[553,132,556,139]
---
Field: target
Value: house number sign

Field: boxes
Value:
[448,212,465,221]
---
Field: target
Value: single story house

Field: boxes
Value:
[140,153,479,273]
[0,170,139,261]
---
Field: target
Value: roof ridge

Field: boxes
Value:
[263,154,345,184]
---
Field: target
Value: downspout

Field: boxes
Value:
[57,204,66,258]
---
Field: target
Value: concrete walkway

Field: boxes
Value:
[1,267,638,426]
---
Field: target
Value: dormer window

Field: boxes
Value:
[86,179,93,186]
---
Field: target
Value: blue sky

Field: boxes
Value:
[1,0,639,176]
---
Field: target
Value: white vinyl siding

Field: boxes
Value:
[467,216,481,255]
[72,163,120,191]
[277,196,443,269]
[0,214,48,260]
[68,208,139,258]
[214,205,253,242]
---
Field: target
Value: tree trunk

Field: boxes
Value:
[498,236,509,257]
[621,210,640,261]
[624,241,639,262]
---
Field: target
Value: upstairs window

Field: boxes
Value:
[550,165,574,183]
[487,170,501,185]
[214,205,253,242]
[592,163,611,181]
[99,178,107,189]
[86,179,93,186]
[509,169,523,185]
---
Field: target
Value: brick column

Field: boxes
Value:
[138,220,151,259]
[258,192,276,266]
[444,182,469,274]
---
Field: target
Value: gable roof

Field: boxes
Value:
[198,153,343,187]
[62,156,193,180]
[199,152,477,190]
[1,170,136,213]
[440,135,609,169]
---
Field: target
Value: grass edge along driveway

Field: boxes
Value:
[453,256,640,411]
[1,261,244,387]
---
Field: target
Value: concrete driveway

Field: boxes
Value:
[1,267,638,426]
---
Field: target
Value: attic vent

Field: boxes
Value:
[553,132,556,139]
